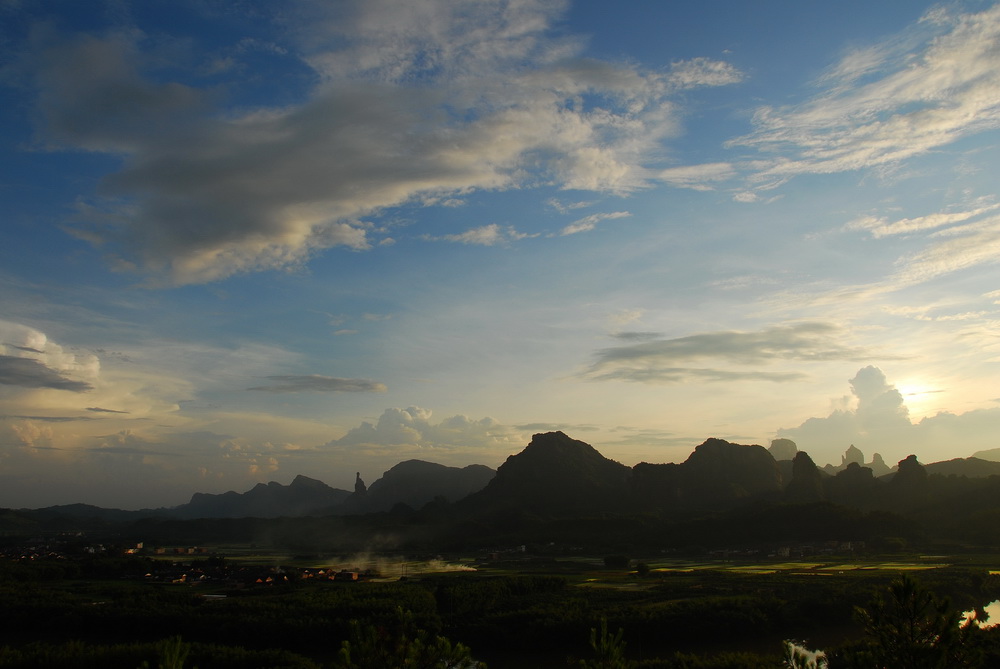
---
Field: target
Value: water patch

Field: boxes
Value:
[963,600,1000,629]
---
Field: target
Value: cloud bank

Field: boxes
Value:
[330,406,522,451]
[778,366,1000,467]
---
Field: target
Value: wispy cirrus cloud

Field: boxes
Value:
[429,224,534,246]
[730,4,1000,188]
[247,374,387,394]
[846,203,1000,238]
[888,214,1000,288]
[657,162,736,191]
[560,211,631,236]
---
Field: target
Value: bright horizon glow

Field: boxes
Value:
[2,0,1000,509]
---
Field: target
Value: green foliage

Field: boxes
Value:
[579,618,632,669]
[136,637,193,669]
[433,574,565,619]
[838,575,979,669]
[332,607,481,669]
[8,553,1000,667]
[634,652,781,668]
[0,638,318,668]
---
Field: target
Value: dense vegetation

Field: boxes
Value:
[5,549,1000,667]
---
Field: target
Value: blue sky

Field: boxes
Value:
[3,0,1000,509]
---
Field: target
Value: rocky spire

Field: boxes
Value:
[768,438,798,461]
[842,444,864,467]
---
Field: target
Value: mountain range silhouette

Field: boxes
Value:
[7,431,1000,551]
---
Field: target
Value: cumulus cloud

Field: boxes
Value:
[0,322,98,392]
[585,322,884,383]
[776,366,1000,467]
[730,4,1000,187]
[23,0,741,285]
[247,374,387,393]
[330,406,522,450]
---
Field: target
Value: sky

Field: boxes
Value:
[2,0,1000,509]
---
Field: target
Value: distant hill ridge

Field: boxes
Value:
[177,474,352,519]
[12,432,1000,525]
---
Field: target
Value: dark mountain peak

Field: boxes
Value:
[507,431,629,481]
[354,472,367,495]
[521,430,604,458]
[358,459,495,512]
[631,438,781,511]
[380,459,449,478]
[464,432,630,514]
[685,438,782,501]
[289,474,329,490]
[684,438,774,471]
[924,457,1000,478]
[891,454,928,487]
[174,475,351,519]
[785,451,825,503]
[825,460,878,507]
[792,450,819,472]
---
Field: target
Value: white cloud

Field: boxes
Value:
[889,214,1000,288]
[432,223,532,246]
[330,406,522,450]
[560,211,631,236]
[26,0,740,285]
[658,162,735,191]
[666,57,743,89]
[777,365,1000,467]
[846,203,1000,238]
[730,4,1000,187]
[0,320,99,391]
